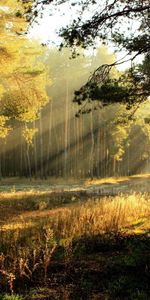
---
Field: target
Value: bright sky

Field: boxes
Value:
[29,1,79,45]
[29,0,141,71]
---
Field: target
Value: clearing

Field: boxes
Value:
[0,175,150,299]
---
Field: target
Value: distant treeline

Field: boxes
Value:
[0,97,150,179]
[1,45,150,179]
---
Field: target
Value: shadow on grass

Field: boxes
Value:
[64,232,150,299]
[2,232,147,300]
[0,191,87,223]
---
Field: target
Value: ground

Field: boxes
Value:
[0,175,150,299]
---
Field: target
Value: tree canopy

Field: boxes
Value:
[22,0,150,54]
[21,0,150,111]
[0,0,50,141]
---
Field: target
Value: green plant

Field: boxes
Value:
[0,294,23,300]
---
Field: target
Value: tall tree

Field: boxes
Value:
[0,0,51,177]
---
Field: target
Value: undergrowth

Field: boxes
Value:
[0,192,149,299]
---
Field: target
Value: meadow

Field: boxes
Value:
[0,179,150,299]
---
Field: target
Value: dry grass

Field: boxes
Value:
[1,173,150,185]
[0,191,150,298]
[1,192,150,237]
[42,193,150,238]
[85,173,150,185]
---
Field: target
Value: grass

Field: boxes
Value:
[85,173,150,185]
[0,189,150,299]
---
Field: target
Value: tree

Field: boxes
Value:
[0,0,51,178]
[0,0,50,137]
[22,0,150,110]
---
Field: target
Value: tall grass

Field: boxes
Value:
[1,192,149,234]
[0,192,149,294]
[41,192,150,237]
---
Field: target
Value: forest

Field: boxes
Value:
[0,0,150,299]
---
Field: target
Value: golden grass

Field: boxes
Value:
[85,173,150,186]
[0,191,150,296]
[1,221,34,231]
[0,190,52,200]
[1,192,149,237]
[43,193,150,238]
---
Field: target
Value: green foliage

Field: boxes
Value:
[24,0,150,110]
[74,79,131,107]
[0,295,23,300]
[60,1,150,55]
[0,0,50,139]
[73,60,150,111]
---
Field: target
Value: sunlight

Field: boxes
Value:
[0,1,150,298]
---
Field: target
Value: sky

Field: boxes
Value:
[29,1,79,45]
